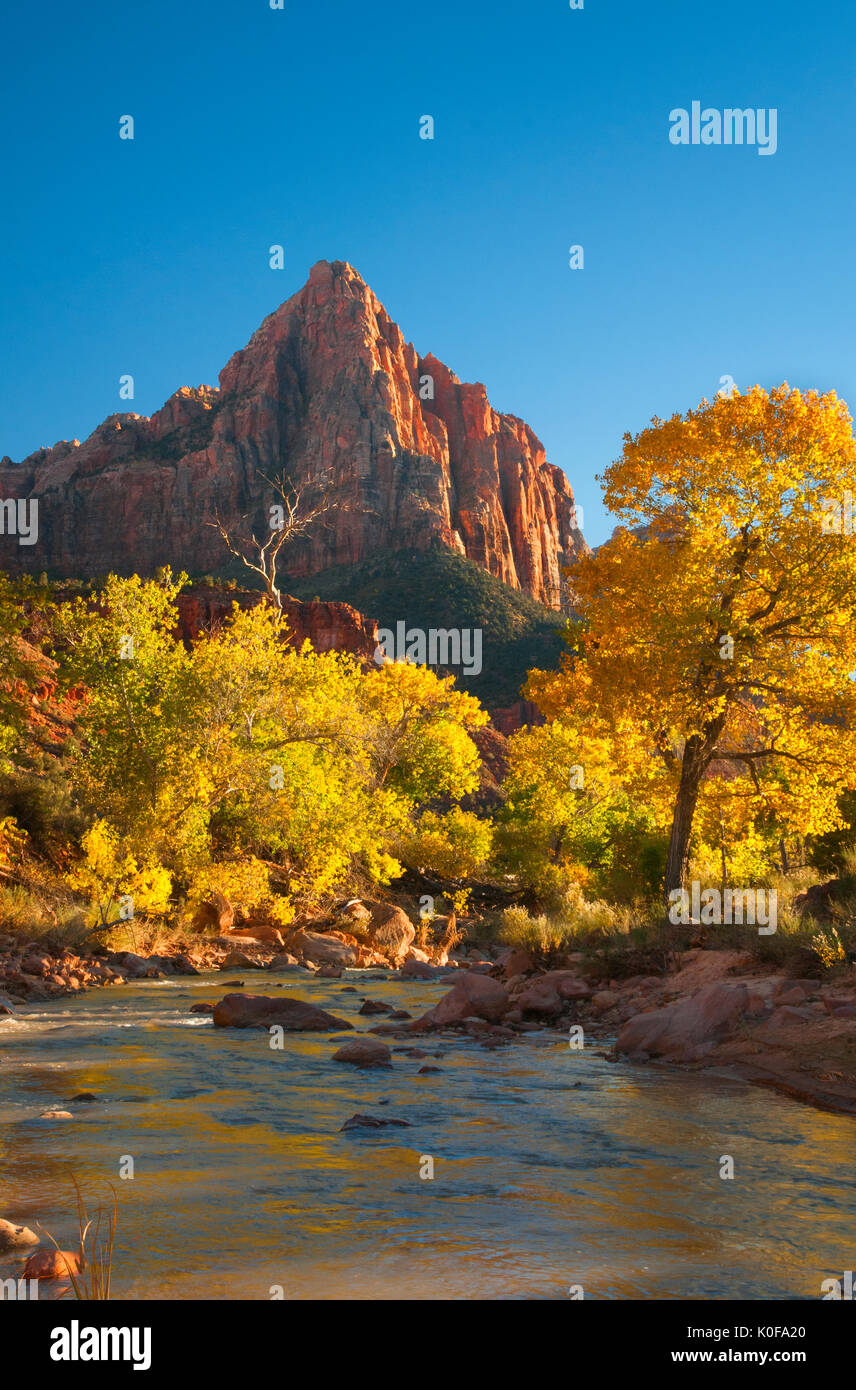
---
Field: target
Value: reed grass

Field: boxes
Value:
[41,1178,118,1300]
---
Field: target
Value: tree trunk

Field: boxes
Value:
[719,816,728,892]
[779,837,789,875]
[663,735,708,902]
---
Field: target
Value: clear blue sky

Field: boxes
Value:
[1,0,853,546]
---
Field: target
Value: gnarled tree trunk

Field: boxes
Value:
[663,718,727,903]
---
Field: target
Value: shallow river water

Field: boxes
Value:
[0,970,853,1300]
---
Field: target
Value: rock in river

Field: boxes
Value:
[212,993,353,1031]
[268,953,301,972]
[340,1113,411,1130]
[331,1037,392,1068]
[23,1249,81,1280]
[0,1218,39,1251]
[412,971,509,1029]
[220,951,262,971]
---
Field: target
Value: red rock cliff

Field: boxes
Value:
[0,261,586,607]
[175,589,379,661]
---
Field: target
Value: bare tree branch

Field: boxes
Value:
[206,471,338,611]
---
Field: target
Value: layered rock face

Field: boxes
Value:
[0,261,585,607]
[175,589,379,660]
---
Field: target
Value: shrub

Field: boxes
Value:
[67,821,172,930]
[397,809,493,881]
[0,884,92,951]
[0,815,25,869]
[0,767,84,854]
[498,905,555,954]
[497,892,635,959]
[0,883,46,934]
[811,925,847,969]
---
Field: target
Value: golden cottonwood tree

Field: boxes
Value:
[54,574,487,911]
[529,385,856,899]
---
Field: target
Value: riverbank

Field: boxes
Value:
[3,918,855,1118]
[359,943,856,1117]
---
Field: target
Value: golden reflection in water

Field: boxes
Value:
[0,975,854,1299]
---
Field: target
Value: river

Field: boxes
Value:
[0,970,853,1300]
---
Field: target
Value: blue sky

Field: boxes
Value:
[1,0,853,546]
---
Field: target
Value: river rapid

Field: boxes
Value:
[0,969,853,1300]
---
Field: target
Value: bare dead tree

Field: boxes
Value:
[207,471,337,611]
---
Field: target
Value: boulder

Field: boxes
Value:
[18,974,53,999]
[140,952,200,976]
[497,947,535,980]
[516,971,592,1018]
[366,903,416,964]
[412,972,509,1029]
[616,981,750,1062]
[169,954,200,976]
[20,953,51,977]
[23,1249,81,1280]
[755,1003,823,1034]
[192,891,234,934]
[340,900,416,965]
[401,957,438,980]
[591,990,619,1013]
[0,1218,39,1252]
[109,951,164,980]
[268,953,300,971]
[190,1002,214,1014]
[359,999,393,1015]
[288,929,359,968]
[337,901,373,932]
[220,951,261,971]
[332,1037,392,1068]
[777,985,811,1006]
[230,924,286,948]
[212,993,353,1031]
[793,878,848,923]
[317,964,343,979]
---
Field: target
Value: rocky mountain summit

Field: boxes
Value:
[0,260,586,607]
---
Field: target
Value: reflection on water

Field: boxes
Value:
[0,971,853,1300]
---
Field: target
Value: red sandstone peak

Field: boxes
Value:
[0,260,587,607]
